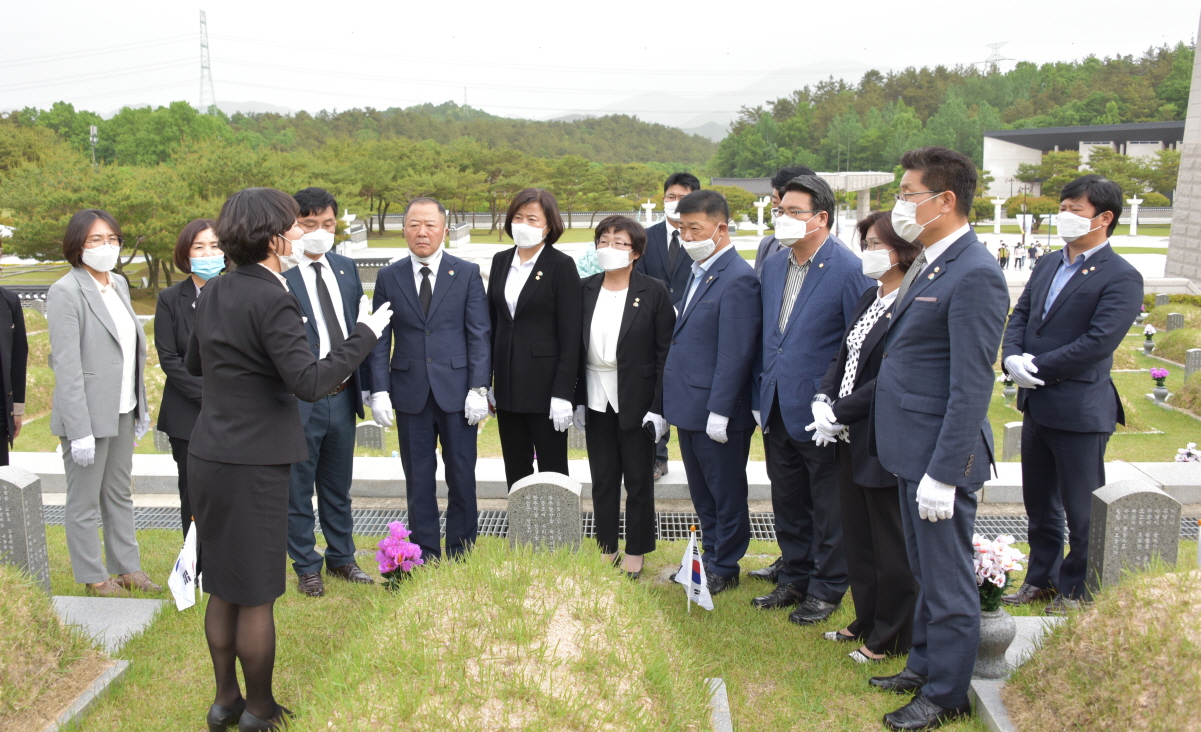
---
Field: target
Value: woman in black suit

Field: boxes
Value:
[186,188,391,731]
[488,188,582,487]
[155,218,224,537]
[573,216,673,579]
[812,211,920,664]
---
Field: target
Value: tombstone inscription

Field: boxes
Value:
[1001,422,1022,462]
[356,421,383,450]
[1155,294,1170,307]
[1085,479,1181,597]
[507,471,582,551]
[1167,312,1185,331]
[0,467,50,593]
[1187,349,1201,382]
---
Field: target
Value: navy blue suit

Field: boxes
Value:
[371,252,491,559]
[1002,242,1142,599]
[635,221,692,305]
[757,235,872,598]
[281,251,371,576]
[873,228,1009,709]
[663,246,761,578]
[753,234,784,278]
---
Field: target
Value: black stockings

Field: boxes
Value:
[205,595,278,719]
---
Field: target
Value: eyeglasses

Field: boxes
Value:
[84,236,124,247]
[894,191,944,203]
[596,241,633,250]
[864,238,893,251]
[780,209,821,219]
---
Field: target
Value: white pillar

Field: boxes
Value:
[992,198,1006,234]
[1127,197,1143,236]
[754,198,768,237]
[641,201,656,225]
[857,187,871,221]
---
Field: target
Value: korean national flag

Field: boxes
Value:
[673,529,713,611]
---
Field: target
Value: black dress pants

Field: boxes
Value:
[0,419,9,466]
[169,436,191,539]
[585,405,656,556]
[496,409,569,487]
[838,443,917,656]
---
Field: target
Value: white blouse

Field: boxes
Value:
[94,277,138,414]
[586,287,627,413]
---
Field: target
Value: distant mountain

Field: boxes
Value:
[680,121,727,142]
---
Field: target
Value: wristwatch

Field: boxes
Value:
[470,387,488,397]
[811,393,835,405]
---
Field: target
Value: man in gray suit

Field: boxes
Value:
[867,147,1009,730]
[753,166,816,278]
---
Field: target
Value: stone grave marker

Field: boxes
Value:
[1166,312,1185,331]
[508,471,581,551]
[1086,479,1181,597]
[153,429,172,453]
[1001,422,1022,462]
[0,467,50,593]
[356,421,383,450]
[567,423,587,451]
[1155,294,1170,307]
[1187,349,1201,382]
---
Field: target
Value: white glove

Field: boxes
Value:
[135,414,151,439]
[361,390,371,406]
[549,397,573,432]
[369,391,394,428]
[355,295,393,338]
[572,405,587,433]
[752,410,761,429]
[71,435,96,467]
[465,390,488,426]
[487,387,496,413]
[1003,354,1045,389]
[809,401,843,434]
[705,412,728,443]
[916,473,956,522]
[643,412,667,442]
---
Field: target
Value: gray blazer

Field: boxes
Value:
[48,267,147,440]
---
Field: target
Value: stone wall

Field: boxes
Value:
[1165,11,1201,281]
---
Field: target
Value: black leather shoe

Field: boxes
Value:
[1001,582,1055,606]
[626,571,641,581]
[706,571,740,595]
[296,571,324,597]
[238,705,293,731]
[208,699,245,731]
[328,561,375,584]
[751,582,805,609]
[653,462,668,481]
[883,693,969,730]
[788,595,840,625]
[870,666,928,695]
[747,557,783,583]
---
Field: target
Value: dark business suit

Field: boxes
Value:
[0,288,27,466]
[872,229,1009,709]
[281,252,371,577]
[663,246,761,578]
[488,245,582,486]
[186,263,377,606]
[757,235,871,601]
[754,234,784,278]
[818,286,917,656]
[371,252,490,560]
[575,271,674,555]
[155,278,203,535]
[1002,242,1142,599]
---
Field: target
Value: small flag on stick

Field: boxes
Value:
[674,525,713,612]
[168,520,199,611]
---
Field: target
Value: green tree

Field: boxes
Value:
[1017,151,1083,199]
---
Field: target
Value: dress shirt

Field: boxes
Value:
[94,276,138,414]
[916,223,971,274]
[297,254,349,359]
[258,263,289,289]
[505,245,545,318]
[411,247,443,294]
[777,238,826,331]
[586,287,626,412]
[1043,241,1106,316]
[682,245,728,313]
[839,287,898,399]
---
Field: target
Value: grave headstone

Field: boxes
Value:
[0,467,50,593]
[567,423,587,451]
[1001,422,1023,462]
[1086,479,1181,598]
[356,421,384,450]
[153,429,172,454]
[1187,349,1201,382]
[507,471,581,551]
[1166,312,1185,331]
[1155,294,1170,307]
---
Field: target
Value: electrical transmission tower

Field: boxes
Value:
[982,42,1011,72]
[199,10,217,114]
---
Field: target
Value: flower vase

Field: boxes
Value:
[1154,383,1169,404]
[973,608,1017,679]
[1136,313,1147,325]
[1144,339,1155,355]
[1003,383,1017,400]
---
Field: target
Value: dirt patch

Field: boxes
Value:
[0,652,113,732]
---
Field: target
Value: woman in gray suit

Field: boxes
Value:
[48,209,160,598]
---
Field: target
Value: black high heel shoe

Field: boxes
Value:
[238,704,293,731]
[207,698,246,731]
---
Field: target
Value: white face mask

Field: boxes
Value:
[275,235,304,271]
[891,192,944,243]
[861,249,896,280]
[664,201,681,222]
[774,213,820,246]
[81,244,121,273]
[683,223,722,262]
[300,228,335,254]
[1056,211,1103,243]
[596,246,631,271]
[511,222,545,249]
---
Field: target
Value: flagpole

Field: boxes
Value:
[688,525,696,614]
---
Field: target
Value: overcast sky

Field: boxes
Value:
[3,0,1198,131]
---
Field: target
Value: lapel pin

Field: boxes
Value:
[448,270,455,276]
[535,270,543,280]
[1082,269,1089,275]
[339,270,344,275]
[886,312,891,319]
[706,275,714,283]
[818,263,824,268]
[927,273,936,280]
[634,297,641,307]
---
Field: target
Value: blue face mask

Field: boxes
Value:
[190,255,225,281]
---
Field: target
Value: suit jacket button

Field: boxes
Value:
[882,352,888,358]
[425,330,431,336]
[777,348,783,354]
[427,358,432,363]
[671,340,677,345]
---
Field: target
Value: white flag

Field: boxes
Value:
[168,520,198,611]
[673,529,713,611]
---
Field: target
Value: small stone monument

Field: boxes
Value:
[153,429,172,453]
[1186,349,1201,382]
[567,423,587,451]
[1166,312,1185,331]
[507,471,581,551]
[1001,422,1023,462]
[356,421,383,450]
[0,467,50,593]
[1155,294,1170,307]
[1086,479,1181,598]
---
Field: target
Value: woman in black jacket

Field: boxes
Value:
[812,211,920,664]
[573,216,673,579]
[154,218,224,537]
[487,188,582,486]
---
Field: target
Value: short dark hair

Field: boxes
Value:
[663,172,701,194]
[855,211,922,273]
[405,197,447,221]
[504,188,564,247]
[215,187,299,267]
[676,189,729,222]
[594,215,647,257]
[899,146,976,218]
[771,166,816,195]
[1059,174,1124,236]
[293,187,338,219]
[174,218,217,273]
[780,175,835,227]
[62,209,121,268]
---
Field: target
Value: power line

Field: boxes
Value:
[980,42,1011,70]
[199,10,216,114]
[0,59,193,93]
[0,35,192,70]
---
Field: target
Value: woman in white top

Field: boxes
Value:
[572,216,675,579]
[47,209,159,597]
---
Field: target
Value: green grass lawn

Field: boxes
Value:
[980,224,1170,237]
[366,227,601,247]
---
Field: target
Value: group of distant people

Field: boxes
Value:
[31,140,1145,731]
[996,240,1046,270]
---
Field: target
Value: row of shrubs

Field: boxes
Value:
[1142,293,1201,311]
